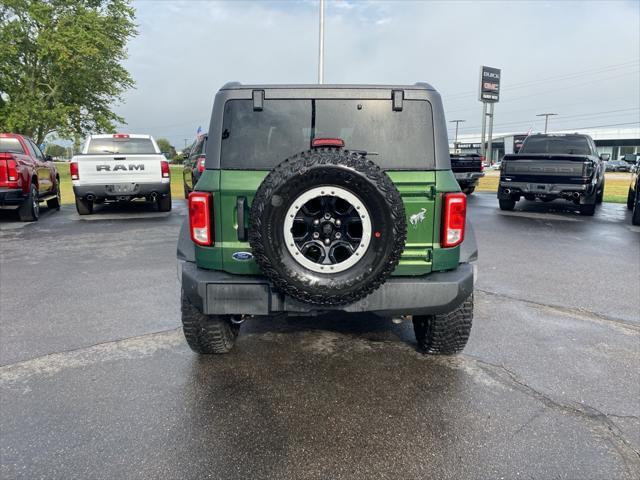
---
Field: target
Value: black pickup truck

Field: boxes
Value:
[450,153,484,194]
[497,133,607,216]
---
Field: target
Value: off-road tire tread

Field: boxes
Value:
[181,292,238,354]
[249,148,407,306]
[413,294,473,355]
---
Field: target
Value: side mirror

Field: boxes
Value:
[45,155,53,162]
[600,153,610,161]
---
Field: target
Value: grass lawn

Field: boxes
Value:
[477,170,631,204]
[55,162,185,204]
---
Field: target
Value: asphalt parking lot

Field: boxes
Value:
[1,194,639,479]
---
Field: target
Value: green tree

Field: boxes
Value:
[0,0,137,144]
[156,138,175,158]
[44,143,66,158]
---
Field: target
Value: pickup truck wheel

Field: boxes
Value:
[157,192,172,212]
[633,193,640,226]
[498,199,516,211]
[627,188,635,210]
[462,186,475,195]
[75,196,93,215]
[181,292,239,354]
[596,181,604,204]
[579,203,596,216]
[250,148,406,306]
[413,294,473,355]
[47,183,61,210]
[18,184,39,222]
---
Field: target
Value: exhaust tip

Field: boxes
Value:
[504,188,511,195]
[86,194,95,201]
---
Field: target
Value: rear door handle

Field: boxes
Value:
[237,197,247,241]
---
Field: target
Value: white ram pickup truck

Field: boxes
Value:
[70,134,172,215]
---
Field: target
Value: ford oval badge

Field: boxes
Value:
[232,251,253,261]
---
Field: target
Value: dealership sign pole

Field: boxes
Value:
[318,0,325,84]
[479,66,501,163]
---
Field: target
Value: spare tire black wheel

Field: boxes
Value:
[249,148,407,306]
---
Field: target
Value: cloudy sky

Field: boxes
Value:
[118,0,640,148]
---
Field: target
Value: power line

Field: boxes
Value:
[452,108,640,133]
[441,60,639,100]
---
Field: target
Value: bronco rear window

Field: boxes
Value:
[520,136,591,155]
[86,138,157,154]
[0,138,24,154]
[220,99,435,170]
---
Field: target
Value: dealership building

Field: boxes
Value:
[452,127,640,162]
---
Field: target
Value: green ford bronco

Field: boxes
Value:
[177,83,477,355]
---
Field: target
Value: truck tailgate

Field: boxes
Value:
[75,155,164,184]
[503,154,590,183]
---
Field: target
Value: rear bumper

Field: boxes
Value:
[498,180,595,199]
[181,262,474,317]
[0,188,25,209]
[73,182,170,200]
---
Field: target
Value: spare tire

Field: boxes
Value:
[249,148,406,306]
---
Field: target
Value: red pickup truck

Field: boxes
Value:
[0,133,61,221]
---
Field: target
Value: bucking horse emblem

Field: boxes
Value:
[409,208,427,228]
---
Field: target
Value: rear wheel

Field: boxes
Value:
[633,192,640,226]
[47,180,61,210]
[18,184,39,222]
[627,188,635,210]
[596,180,604,204]
[462,186,475,195]
[157,192,172,212]
[413,295,474,355]
[75,196,93,215]
[181,291,239,354]
[579,203,596,216]
[499,198,516,211]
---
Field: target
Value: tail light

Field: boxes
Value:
[70,162,79,180]
[189,192,213,246]
[480,161,485,172]
[161,160,170,178]
[113,133,130,139]
[7,159,18,181]
[441,192,467,248]
[196,155,206,173]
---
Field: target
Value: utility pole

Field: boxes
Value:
[318,0,325,84]
[450,120,465,148]
[536,113,557,133]
[183,138,189,150]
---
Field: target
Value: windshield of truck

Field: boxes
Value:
[220,99,435,170]
[520,136,590,155]
[86,138,157,154]
[0,138,25,154]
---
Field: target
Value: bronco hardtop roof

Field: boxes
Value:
[220,82,436,91]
